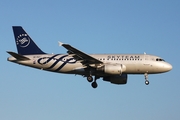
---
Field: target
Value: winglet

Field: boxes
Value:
[58,41,64,46]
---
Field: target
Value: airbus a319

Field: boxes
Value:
[7,26,172,88]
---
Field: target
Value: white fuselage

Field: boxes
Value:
[8,54,172,76]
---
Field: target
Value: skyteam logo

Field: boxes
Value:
[37,54,77,72]
[16,34,30,48]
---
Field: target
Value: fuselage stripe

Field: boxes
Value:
[54,58,75,72]
[47,55,68,69]
[37,54,61,65]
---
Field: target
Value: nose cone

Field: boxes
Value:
[164,63,173,72]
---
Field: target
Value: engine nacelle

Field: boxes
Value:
[97,64,126,75]
[103,74,128,84]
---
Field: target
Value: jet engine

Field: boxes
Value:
[103,74,128,84]
[97,63,126,75]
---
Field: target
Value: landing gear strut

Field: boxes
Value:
[144,73,149,85]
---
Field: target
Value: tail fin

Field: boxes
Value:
[12,26,46,55]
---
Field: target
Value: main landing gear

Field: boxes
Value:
[144,73,149,85]
[87,76,93,82]
[87,76,99,88]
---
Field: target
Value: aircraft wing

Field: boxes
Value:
[59,42,103,65]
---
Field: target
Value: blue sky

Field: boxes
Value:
[0,0,179,120]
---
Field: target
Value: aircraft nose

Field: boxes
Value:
[164,63,173,71]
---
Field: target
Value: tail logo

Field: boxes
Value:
[16,34,30,48]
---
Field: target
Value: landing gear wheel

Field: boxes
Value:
[87,76,93,82]
[144,73,150,85]
[145,80,149,85]
[91,82,98,88]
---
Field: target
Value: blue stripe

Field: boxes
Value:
[37,54,60,65]
[37,54,77,72]
[47,55,68,69]
[54,58,75,72]
[45,54,60,63]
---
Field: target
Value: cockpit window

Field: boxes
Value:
[156,58,165,61]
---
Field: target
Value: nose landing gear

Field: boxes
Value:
[144,73,149,85]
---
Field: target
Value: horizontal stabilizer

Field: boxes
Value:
[7,51,30,60]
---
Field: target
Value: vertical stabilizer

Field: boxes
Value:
[12,26,45,55]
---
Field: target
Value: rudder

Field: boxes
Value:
[12,26,45,55]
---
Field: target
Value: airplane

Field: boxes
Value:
[7,26,172,88]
